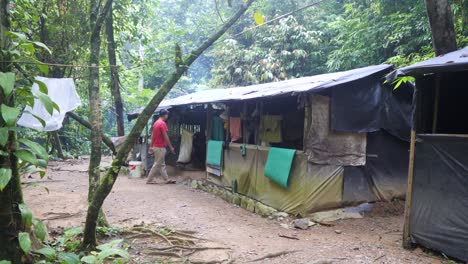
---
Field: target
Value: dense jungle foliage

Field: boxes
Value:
[5,0,467,156]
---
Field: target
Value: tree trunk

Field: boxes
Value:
[87,0,113,228]
[0,0,24,262]
[81,0,255,248]
[51,131,64,159]
[425,0,458,55]
[106,5,125,137]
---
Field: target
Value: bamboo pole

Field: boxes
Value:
[403,129,417,249]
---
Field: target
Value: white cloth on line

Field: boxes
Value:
[17,77,81,131]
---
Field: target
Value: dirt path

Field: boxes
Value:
[23,158,442,264]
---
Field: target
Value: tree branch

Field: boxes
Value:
[81,0,255,248]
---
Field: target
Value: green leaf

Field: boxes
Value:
[0,72,15,97]
[37,64,49,76]
[0,127,8,147]
[254,12,264,25]
[1,104,20,127]
[6,31,27,40]
[0,168,12,191]
[19,138,49,161]
[34,80,48,94]
[97,248,130,260]
[34,92,60,115]
[0,260,12,264]
[80,255,98,264]
[35,247,56,259]
[14,149,38,166]
[18,232,32,253]
[96,239,123,251]
[33,42,52,54]
[57,253,80,264]
[32,218,47,241]
[18,203,33,228]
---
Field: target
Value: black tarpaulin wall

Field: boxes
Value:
[330,76,413,141]
[409,135,468,262]
[343,131,409,204]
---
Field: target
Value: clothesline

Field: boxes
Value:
[2,61,120,68]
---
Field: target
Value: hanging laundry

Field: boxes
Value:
[210,116,224,141]
[177,129,193,164]
[260,115,283,143]
[17,77,81,131]
[229,117,241,142]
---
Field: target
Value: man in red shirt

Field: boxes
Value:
[147,109,175,184]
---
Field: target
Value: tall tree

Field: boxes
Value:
[0,1,24,262]
[88,0,113,225]
[81,0,255,248]
[106,2,125,137]
[425,0,458,55]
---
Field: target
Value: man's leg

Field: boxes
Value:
[156,148,169,182]
[146,148,159,184]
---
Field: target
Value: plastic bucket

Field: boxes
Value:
[128,161,143,178]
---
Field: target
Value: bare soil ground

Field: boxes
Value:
[23,158,445,264]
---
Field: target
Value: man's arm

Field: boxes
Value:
[163,131,175,153]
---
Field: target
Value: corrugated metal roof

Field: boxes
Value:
[160,64,392,107]
[398,47,468,76]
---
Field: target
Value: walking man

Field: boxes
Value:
[147,109,175,184]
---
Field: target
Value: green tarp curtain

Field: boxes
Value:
[206,140,223,167]
[210,116,224,141]
[264,147,296,188]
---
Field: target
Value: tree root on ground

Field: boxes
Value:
[250,250,300,262]
[124,226,233,263]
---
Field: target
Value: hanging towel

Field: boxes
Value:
[210,116,224,141]
[264,147,296,188]
[17,77,81,131]
[206,140,223,167]
[260,115,283,143]
[177,129,193,164]
[230,117,241,142]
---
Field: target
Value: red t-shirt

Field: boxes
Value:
[151,119,168,148]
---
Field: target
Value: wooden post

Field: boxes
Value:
[225,105,231,143]
[242,101,247,144]
[303,95,311,151]
[206,104,212,141]
[403,129,417,249]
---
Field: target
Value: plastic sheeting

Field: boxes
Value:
[409,135,468,262]
[210,144,343,216]
[343,131,408,204]
[17,77,81,131]
[305,95,367,166]
[177,129,193,163]
[330,76,413,141]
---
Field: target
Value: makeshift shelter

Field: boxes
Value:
[397,47,468,262]
[128,64,413,216]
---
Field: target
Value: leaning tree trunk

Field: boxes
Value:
[425,0,458,55]
[0,0,24,262]
[106,4,125,137]
[81,0,255,248]
[88,0,113,227]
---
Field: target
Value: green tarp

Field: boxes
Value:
[209,144,344,216]
[210,116,224,141]
[206,140,223,167]
[264,147,296,188]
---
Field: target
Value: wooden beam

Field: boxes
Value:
[403,130,417,249]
